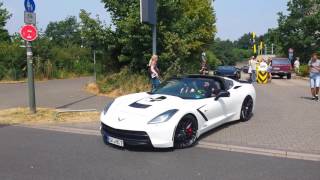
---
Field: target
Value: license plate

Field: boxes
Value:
[273,67,280,70]
[107,136,124,147]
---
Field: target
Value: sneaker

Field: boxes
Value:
[316,96,319,101]
[312,96,316,100]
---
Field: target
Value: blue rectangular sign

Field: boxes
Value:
[24,0,36,13]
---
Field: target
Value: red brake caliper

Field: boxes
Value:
[186,123,193,136]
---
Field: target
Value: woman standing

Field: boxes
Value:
[308,53,320,101]
[149,55,160,91]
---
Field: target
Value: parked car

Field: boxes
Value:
[100,75,256,149]
[215,66,241,80]
[271,58,292,79]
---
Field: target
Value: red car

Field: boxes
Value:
[271,58,292,79]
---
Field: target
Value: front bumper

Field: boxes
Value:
[271,71,289,76]
[101,122,153,147]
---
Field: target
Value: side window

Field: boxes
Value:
[224,80,234,90]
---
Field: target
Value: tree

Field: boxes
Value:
[0,2,11,42]
[45,16,81,47]
[277,0,320,62]
[101,0,216,74]
[234,33,251,49]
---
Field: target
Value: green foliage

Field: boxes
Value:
[208,38,251,66]
[277,0,320,62]
[298,64,309,77]
[0,2,11,42]
[101,0,216,74]
[45,16,81,47]
[0,42,25,80]
[234,33,251,49]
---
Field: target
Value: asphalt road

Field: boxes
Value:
[0,77,110,110]
[0,126,319,180]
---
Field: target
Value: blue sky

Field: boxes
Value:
[3,0,288,40]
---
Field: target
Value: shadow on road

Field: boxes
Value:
[300,96,314,101]
[56,95,97,109]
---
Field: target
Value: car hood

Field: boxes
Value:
[101,93,188,129]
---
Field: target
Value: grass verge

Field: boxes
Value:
[0,108,100,125]
[88,68,151,98]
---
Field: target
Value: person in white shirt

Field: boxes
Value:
[248,56,257,83]
[308,53,320,101]
[294,57,300,74]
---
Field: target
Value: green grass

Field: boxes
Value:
[97,68,151,97]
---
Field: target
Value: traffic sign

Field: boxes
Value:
[24,12,36,24]
[20,25,38,41]
[24,0,36,13]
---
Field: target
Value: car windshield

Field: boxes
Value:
[151,78,219,99]
[272,59,290,65]
[218,66,235,70]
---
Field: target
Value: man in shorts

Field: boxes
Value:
[308,53,320,101]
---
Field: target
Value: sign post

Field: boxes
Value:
[21,0,37,113]
[140,0,157,54]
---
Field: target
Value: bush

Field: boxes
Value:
[298,64,309,77]
[97,67,150,96]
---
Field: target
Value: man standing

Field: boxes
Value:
[200,51,209,75]
[294,57,300,74]
[249,56,257,83]
[308,53,320,101]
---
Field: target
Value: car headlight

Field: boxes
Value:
[148,109,178,124]
[103,100,114,115]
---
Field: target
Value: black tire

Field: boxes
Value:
[279,75,284,79]
[174,115,198,149]
[240,96,253,122]
[287,73,291,79]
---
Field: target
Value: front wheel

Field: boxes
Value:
[174,115,198,149]
[240,96,253,122]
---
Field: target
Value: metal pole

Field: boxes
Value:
[152,24,157,55]
[26,41,36,113]
[93,50,96,83]
[271,43,274,55]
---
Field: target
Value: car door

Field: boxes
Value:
[197,79,229,134]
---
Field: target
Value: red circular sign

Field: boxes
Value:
[20,25,38,41]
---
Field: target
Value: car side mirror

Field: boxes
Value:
[215,90,230,101]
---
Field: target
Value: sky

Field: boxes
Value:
[3,0,288,41]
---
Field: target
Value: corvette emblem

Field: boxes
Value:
[118,117,125,122]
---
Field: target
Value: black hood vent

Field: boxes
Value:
[129,102,151,109]
[150,96,167,102]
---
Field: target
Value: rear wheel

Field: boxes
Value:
[174,115,198,149]
[287,73,291,79]
[240,96,253,122]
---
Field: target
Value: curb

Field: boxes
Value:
[18,124,320,161]
[18,124,100,136]
[197,141,320,162]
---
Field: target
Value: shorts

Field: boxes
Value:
[310,72,320,88]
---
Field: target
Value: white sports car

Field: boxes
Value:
[100,75,256,149]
